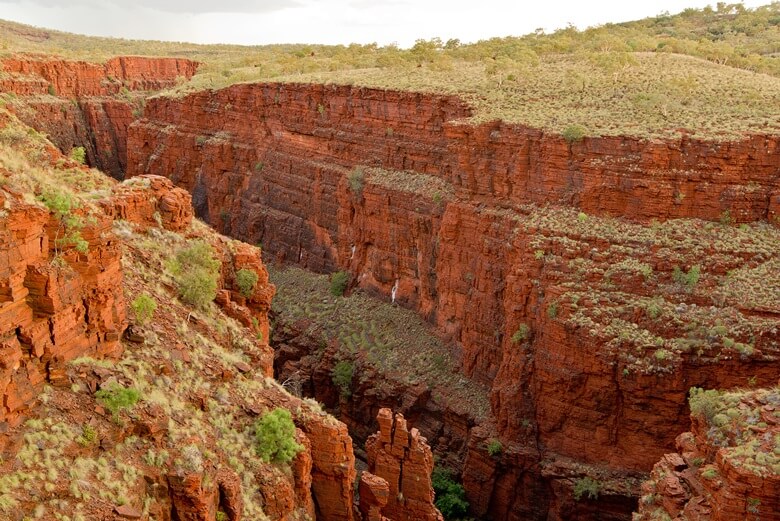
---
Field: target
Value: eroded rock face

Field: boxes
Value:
[0,190,125,430]
[1,55,198,177]
[362,408,443,521]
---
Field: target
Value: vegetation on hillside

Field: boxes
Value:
[3,3,780,137]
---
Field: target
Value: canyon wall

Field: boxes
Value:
[126,83,780,519]
[1,55,198,177]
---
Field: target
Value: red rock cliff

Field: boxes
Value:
[0,187,125,429]
[1,55,198,177]
[126,83,780,519]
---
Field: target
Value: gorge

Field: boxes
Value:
[1,10,779,519]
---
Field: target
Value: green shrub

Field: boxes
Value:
[547,302,559,318]
[95,385,140,419]
[254,408,303,464]
[348,167,364,194]
[330,271,349,297]
[332,360,354,397]
[672,265,701,288]
[235,268,259,298]
[487,439,503,457]
[70,146,86,165]
[431,468,469,519]
[168,240,221,309]
[701,467,718,480]
[47,84,56,96]
[77,424,98,446]
[645,299,662,319]
[431,468,469,520]
[562,124,586,143]
[573,476,601,501]
[511,324,530,343]
[577,211,588,222]
[131,293,157,325]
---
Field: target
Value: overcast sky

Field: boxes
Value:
[0,0,770,48]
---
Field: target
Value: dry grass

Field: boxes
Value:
[4,4,780,138]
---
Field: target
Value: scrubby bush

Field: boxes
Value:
[131,293,157,325]
[254,408,303,464]
[511,324,530,343]
[573,476,601,501]
[167,240,221,309]
[95,384,140,419]
[70,146,86,164]
[562,124,586,143]
[39,189,88,255]
[330,271,349,297]
[348,167,364,194]
[431,468,469,519]
[235,268,259,298]
[673,265,701,288]
[688,387,721,422]
[332,360,354,397]
[487,439,503,457]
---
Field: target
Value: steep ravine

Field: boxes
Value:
[8,71,779,520]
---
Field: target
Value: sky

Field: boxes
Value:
[0,0,770,48]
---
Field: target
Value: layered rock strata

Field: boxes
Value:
[125,82,780,520]
[1,55,198,177]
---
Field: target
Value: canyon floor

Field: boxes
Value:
[1,4,780,521]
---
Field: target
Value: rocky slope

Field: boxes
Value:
[1,54,198,177]
[125,82,780,519]
[0,109,397,521]
[635,386,779,521]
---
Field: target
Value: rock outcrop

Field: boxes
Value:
[636,387,780,521]
[0,188,125,431]
[1,55,198,177]
[361,408,443,521]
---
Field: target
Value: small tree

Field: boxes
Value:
[573,476,602,501]
[95,384,140,420]
[431,468,469,519]
[235,268,259,298]
[254,408,303,464]
[487,439,503,457]
[348,168,364,195]
[562,125,586,143]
